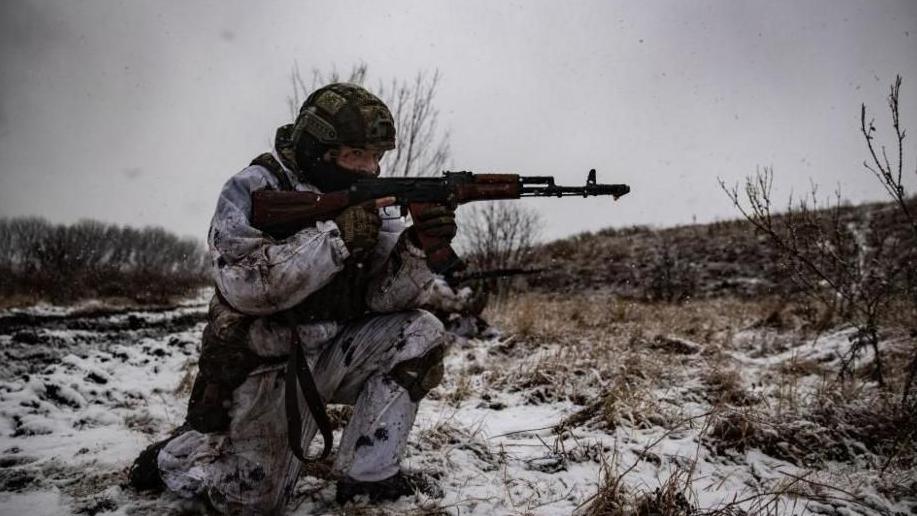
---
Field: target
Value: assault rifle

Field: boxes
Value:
[450,267,551,286]
[252,169,629,274]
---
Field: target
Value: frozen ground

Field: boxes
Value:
[0,291,913,515]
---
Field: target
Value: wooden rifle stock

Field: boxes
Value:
[251,190,352,239]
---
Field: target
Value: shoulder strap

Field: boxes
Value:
[251,153,295,192]
[285,328,334,462]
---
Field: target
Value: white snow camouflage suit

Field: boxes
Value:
[156,148,465,514]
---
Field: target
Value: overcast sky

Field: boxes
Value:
[1,0,915,242]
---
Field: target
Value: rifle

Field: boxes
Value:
[450,267,551,286]
[252,169,629,274]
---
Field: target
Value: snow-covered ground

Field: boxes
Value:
[0,291,913,515]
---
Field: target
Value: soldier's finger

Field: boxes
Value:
[417,212,453,224]
[375,197,397,209]
[418,216,456,228]
[425,227,457,238]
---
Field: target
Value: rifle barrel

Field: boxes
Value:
[520,184,630,199]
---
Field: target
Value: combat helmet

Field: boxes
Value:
[291,83,396,169]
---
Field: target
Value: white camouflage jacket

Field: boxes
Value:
[207,149,456,357]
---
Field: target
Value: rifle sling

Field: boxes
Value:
[284,318,334,462]
[251,153,295,192]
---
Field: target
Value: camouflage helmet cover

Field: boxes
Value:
[291,83,396,151]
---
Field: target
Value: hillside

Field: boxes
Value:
[525,197,916,302]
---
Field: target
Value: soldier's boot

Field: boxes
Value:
[335,470,443,505]
[127,424,189,492]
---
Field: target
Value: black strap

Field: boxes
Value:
[284,320,334,462]
[251,153,295,192]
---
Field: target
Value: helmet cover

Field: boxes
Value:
[291,83,396,152]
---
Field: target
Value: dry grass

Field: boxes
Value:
[480,291,917,512]
[172,358,198,397]
[0,293,43,310]
[486,292,773,346]
[582,437,700,516]
[484,293,775,431]
[703,367,758,406]
[445,375,473,407]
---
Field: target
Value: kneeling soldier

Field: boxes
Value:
[129,83,460,514]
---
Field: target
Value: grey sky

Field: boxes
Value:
[1,0,915,242]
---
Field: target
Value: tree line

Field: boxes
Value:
[0,217,209,304]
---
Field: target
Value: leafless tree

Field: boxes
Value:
[286,62,450,177]
[377,70,450,177]
[0,217,209,303]
[861,76,917,243]
[457,202,543,296]
[720,76,916,399]
[286,62,368,121]
[722,170,905,386]
[861,76,917,406]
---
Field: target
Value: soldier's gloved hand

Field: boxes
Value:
[334,201,381,257]
[409,204,457,249]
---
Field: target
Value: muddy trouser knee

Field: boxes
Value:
[158,309,445,514]
[329,310,445,481]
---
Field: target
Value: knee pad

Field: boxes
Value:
[390,345,445,402]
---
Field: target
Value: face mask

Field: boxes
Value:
[305,159,377,192]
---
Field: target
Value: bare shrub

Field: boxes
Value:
[0,217,209,305]
[861,77,917,408]
[721,76,916,401]
[642,233,699,303]
[457,201,542,297]
[723,170,906,386]
[705,390,916,469]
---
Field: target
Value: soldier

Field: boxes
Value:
[128,83,461,514]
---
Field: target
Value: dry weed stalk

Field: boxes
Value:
[580,411,713,516]
[172,358,198,397]
[445,374,473,407]
[695,468,897,516]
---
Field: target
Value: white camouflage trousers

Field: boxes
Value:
[158,309,445,515]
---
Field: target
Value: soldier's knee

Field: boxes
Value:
[390,344,445,402]
[386,310,446,402]
[404,309,445,341]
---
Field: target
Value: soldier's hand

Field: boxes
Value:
[334,200,386,256]
[410,204,458,247]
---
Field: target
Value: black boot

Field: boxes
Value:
[335,470,442,505]
[127,425,188,492]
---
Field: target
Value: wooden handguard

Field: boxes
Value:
[454,174,521,203]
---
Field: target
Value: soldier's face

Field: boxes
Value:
[325,146,384,176]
